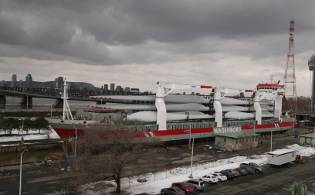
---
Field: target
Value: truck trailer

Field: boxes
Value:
[267,149,296,166]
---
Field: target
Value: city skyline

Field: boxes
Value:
[0,73,145,95]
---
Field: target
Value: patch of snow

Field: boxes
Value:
[286,144,315,157]
[80,180,117,195]
[0,127,60,143]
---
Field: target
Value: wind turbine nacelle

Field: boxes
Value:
[308,54,315,71]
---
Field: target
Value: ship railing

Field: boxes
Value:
[223,118,281,127]
[123,124,159,131]
[121,121,214,131]
[167,121,213,130]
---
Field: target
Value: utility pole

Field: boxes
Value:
[19,118,27,195]
[50,104,53,118]
[188,123,192,149]
[74,126,78,160]
[270,129,273,152]
[189,137,195,179]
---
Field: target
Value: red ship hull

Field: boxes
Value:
[52,120,295,143]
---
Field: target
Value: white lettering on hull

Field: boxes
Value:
[214,126,241,134]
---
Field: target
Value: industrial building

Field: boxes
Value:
[299,133,315,146]
[215,131,262,152]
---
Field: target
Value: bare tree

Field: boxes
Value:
[67,121,159,194]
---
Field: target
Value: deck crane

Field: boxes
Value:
[155,82,212,130]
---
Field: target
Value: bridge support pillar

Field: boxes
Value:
[21,96,33,109]
[0,95,6,109]
[54,99,63,108]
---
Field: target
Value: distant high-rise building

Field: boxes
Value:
[110,83,115,91]
[25,73,33,88]
[103,84,108,91]
[11,74,17,87]
[55,77,64,89]
[124,87,131,92]
[116,85,123,92]
[130,88,140,94]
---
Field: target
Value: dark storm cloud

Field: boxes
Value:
[0,0,314,64]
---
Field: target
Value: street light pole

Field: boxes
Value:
[270,129,273,152]
[189,137,195,179]
[50,104,53,118]
[19,149,27,195]
[189,123,192,148]
[19,118,24,137]
[74,126,77,160]
[19,118,26,195]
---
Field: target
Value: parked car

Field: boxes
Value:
[161,187,185,195]
[241,166,256,175]
[240,162,263,173]
[220,169,234,180]
[172,182,196,194]
[253,166,263,173]
[235,168,248,176]
[186,179,207,191]
[212,172,228,181]
[137,177,148,183]
[201,174,219,183]
[231,169,241,177]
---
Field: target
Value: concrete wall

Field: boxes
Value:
[215,136,261,152]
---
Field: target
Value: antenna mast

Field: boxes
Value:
[284,20,297,98]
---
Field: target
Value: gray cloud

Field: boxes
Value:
[0,0,314,96]
[0,0,314,64]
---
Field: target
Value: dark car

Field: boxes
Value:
[240,163,250,168]
[186,179,207,191]
[231,169,241,177]
[235,168,248,176]
[161,187,185,195]
[220,169,234,180]
[242,166,256,175]
[172,182,196,194]
[241,163,263,173]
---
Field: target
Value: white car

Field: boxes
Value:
[212,172,228,181]
[201,174,219,183]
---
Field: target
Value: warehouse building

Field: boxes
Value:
[215,131,262,151]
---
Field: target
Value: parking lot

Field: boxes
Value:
[160,162,263,195]
[159,156,315,195]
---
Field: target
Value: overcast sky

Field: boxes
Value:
[0,0,314,95]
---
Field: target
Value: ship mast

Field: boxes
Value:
[62,78,74,121]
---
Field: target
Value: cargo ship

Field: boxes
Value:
[50,80,295,142]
